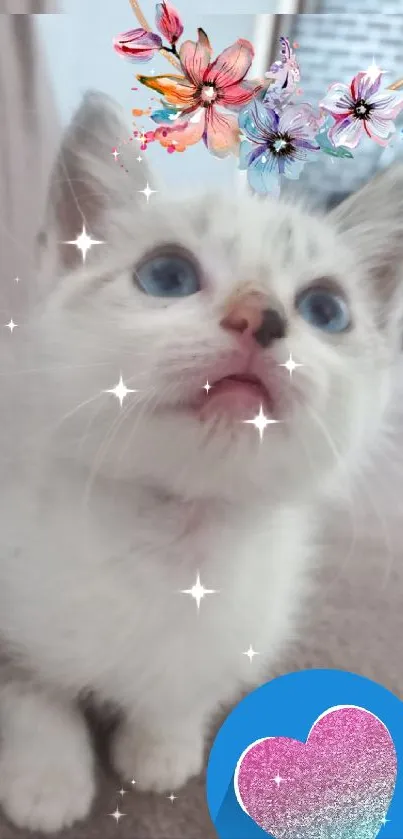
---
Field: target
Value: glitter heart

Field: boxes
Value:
[234,706,396,839]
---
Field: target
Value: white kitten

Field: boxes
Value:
[0,92,402,834]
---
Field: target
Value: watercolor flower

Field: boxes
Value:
[320,70,403,149]
[155,0,183,45]
[113,28,162,63]
[239,99,320,195]
[138,29,261,156]
[264,37,300,98]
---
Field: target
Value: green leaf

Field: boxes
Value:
[316,131,354,158]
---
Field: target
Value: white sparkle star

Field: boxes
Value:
[279,353,303,378]
[272,772,287,788]
[138,182,158,202]
[243,645,260,662]
[5,319,17,333]
[167,793,177,802]
[104,375,137,407]
[203,381,212,393]
[14,276,20,283]
[112,147,120,160]
[118,788,126,797]
[180,572,217,611]
[380,816,390,827]
[131,778,136,786]
[244,405,279,441]
[65,224,104,263]
[364,59,385,83]
[137,155,143,162]
[109,806,126,822]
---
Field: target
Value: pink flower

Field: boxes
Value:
[156,0,184,45]
[113,28,162,63]
[138,29,261,156]
[320,70,403,149]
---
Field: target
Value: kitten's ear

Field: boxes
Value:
[39,90,151,275]
[329,164,403,344]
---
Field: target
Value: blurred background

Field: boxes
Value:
[37,1,403,202]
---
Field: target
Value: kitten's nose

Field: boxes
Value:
[220,294,286,349]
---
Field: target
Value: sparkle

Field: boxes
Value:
[272,772,287,788]
[279,352,303,377]
[5,318,17,333]
[109,806,126,822]
[118,788,126,797]
[131,779,136,786]
[65,224,104,263]
[137,155,143,162]
[243,405,279,441]
[243,645,260,662]
[167,793,177,802]
[14,276,20,283]
[203,380,212,393]
[380,816,390,827]
[104,375,137,407]
[180,572,217,611]
[364,58,385,83]
[138,182,158,202]
[111,147,120,160]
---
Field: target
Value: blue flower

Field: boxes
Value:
[239,99,320,195]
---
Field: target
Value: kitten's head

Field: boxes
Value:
[38,92,403,504]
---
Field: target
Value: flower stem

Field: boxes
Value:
[388,78,403,90]
[129,0,181,68]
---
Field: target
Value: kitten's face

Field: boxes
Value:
[40,94,403,504]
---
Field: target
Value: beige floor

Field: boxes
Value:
[1,420,402,838]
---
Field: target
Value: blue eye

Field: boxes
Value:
[135,251,201,298]
[296,287,351,333]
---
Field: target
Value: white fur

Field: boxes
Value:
[0,93,402,832]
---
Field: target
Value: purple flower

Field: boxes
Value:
[113,28,163,63]
[239,99,320,196]
[320,70,403,149]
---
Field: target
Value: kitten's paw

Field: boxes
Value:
[112,722,204,793]
[0,724,95,833]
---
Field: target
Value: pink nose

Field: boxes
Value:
[220,293,286,349]
[220,293,266,337]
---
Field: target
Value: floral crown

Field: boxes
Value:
[113,0,403,197]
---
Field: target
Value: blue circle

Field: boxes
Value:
[206,669,403,838]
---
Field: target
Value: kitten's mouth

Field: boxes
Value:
[198,373,274,422]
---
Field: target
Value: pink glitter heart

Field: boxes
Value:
[234,706,396,838]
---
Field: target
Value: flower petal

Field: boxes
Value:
[155,1,184,44]
[219,80,262,111]
[278,104,320,142]
[283,156,306,180]
[353,70,381,101]
[368,90,403,119]
[239,139,254,169]
[151,107,182,124]
[204,108,240,157]
[246,149,281,196]
[137,73,198,107]
[239,100,278,142]
[328,115,364,149]
[154,109,206,151]
[113,29,162,63]
[320,83,354,116]
[179,29,212,87]
[365,113,396,146]
[204,39,255,89]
